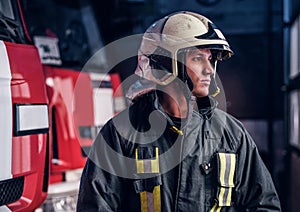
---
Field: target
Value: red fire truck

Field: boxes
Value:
[0,0,125,211]
[0,1,50,211]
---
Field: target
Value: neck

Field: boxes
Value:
[158,83,188,118]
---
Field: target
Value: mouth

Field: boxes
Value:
[200,79,210,86]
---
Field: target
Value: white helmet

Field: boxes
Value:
[135,11,233,95]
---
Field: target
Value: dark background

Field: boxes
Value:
[20,0,300,210]
[91,0,284,119]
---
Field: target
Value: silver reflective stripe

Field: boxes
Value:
[0,41,13,181]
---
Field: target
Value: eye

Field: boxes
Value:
[191,55,203,62]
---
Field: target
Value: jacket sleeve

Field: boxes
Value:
[235,130,281,211]
[76,158,121,212]
[76,121,129,212]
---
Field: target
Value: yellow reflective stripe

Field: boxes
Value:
[151,148,159,173]
[218,186,226,206]
[140,191,148,212]
[218,153,226,186]
[226,188,232,206]
[210,203,222,212]
[210,203,217,212]
[136,148,159,173]
[153,185,161,212]
[135,148,161,212]
[228,154,236,187]
[216,153,236,207]
[136,148,144,173]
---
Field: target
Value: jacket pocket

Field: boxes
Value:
[212,152,236,210]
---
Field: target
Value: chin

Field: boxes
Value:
[192,90,209,98]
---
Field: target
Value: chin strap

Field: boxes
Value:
[209,60,220,97]
[209,74,220,97]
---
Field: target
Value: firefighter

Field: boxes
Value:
[77,11,281,211]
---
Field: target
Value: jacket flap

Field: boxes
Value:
[133,175,162,193]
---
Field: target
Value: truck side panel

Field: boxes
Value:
[1,41,49,212]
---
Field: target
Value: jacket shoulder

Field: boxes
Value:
[213,108,256,151]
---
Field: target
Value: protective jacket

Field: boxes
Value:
[77,91,281,212]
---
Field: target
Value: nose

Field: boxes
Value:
[202,59,214,76]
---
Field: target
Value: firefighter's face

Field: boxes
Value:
[185,48,214,97]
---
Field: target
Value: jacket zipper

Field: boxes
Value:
[174,131,184,212]
[201,119,207,212]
